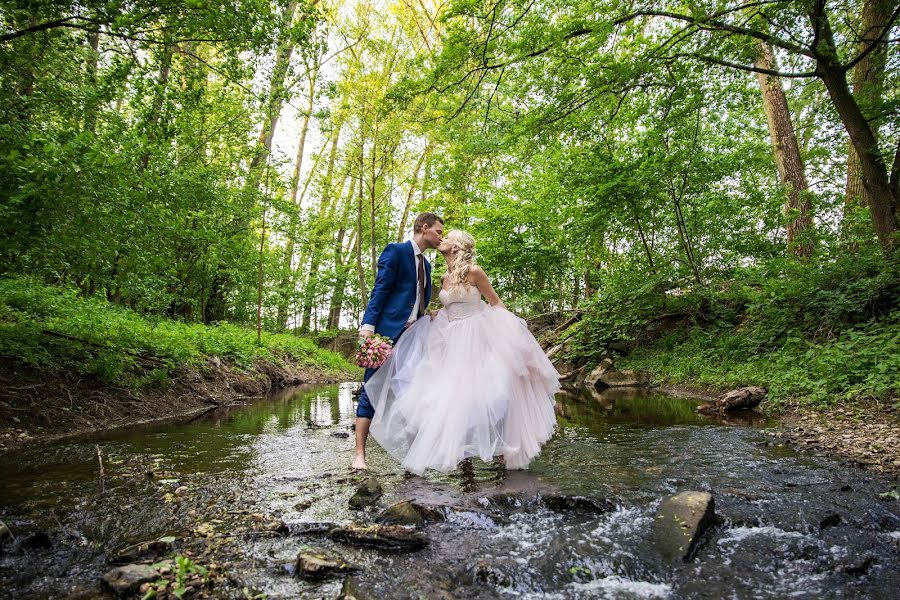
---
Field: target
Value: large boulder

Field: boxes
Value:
[329,523,428,552]
[348,476,383,510]
[376,500,445,527]
[101,564,159,596]
[584,358,615,389]
[652,491,717,561]
[295,549,359,580]
[596,369,648,388]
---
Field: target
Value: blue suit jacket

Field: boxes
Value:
[362,241,432,341]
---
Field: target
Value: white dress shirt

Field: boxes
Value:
[359,239,423,335]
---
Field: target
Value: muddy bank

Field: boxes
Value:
[0,357,356,453]
[773,403,900,477]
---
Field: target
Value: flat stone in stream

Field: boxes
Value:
[348,476,383,510]
[652,491,717,561]
[101,564,159,596]
[375,500,445,527]
[294,549,359,580]
[329,523,428,552]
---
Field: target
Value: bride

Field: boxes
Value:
[363,230,560,475]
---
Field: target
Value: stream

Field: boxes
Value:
[1,383,899,599]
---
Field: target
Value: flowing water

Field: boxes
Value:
[1,383,899,599]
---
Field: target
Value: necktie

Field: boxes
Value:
[417,254,426,318]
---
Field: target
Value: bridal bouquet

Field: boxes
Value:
[355,334,393,369]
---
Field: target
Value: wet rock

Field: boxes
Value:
[329,523,428,552]
[652,491,716,561]
[102,564,159,596]
[376,500,445,527]
[21,530,51,550]
[338,575,374,600]
[469,559,514,587]
[542,494,616,514]
[819,513,842,530]
[0,520,11,545]
[584,358,615,389]
[842,555,876,576]
[295,549,359,580]
[596,369,648,388]
[349,476,383,510]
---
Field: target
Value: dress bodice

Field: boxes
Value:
[439,285,483,321]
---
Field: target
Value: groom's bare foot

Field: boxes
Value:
[351,454,368,471]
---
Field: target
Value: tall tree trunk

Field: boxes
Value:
[812,10,898,251]
[300,164,351,331]
[328,228,358,330]
[246,1,299,187]
[369,141,378,277]
[275,66,324,329]
[844,0,894,212]
[140,43,174,170]
[83,29,100,133]
[755,41,814,257]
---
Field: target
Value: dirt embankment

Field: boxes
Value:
[0,357,355,453]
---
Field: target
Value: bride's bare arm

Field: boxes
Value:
[470,266,505,308]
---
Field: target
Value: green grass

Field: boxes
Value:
[620,313,900,407]
[572,250,900,408]
[0,276,353,386]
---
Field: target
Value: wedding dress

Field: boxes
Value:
[364,284,560,475]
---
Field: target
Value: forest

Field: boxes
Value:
[1,0,898,406]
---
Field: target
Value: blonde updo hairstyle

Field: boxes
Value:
[445,230,477,290]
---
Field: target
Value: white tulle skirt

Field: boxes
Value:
[363,303,560,475]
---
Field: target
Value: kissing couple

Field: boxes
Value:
[353,212,560,475]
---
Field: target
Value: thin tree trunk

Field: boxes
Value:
[328,228,358,330]
[370,140,378,277]
[813,10,898,251]
[397,146,429,242]
[844,0,894,212]
[755,41,814,257]
[357,150,369,307]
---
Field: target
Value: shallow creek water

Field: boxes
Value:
[1,384,899,599]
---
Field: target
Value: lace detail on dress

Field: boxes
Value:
[439,285,483,321]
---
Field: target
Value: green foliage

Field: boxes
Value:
[0,277,352,385]
[144,555,210,600]
[610,251,900,406]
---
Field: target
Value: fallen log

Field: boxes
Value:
[697,386,767,415]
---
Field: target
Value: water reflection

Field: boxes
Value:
[0,383,897,600]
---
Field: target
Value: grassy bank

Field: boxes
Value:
[0,277,354,388]
[567,251,900,408]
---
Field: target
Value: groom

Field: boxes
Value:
[353,212,444,470]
